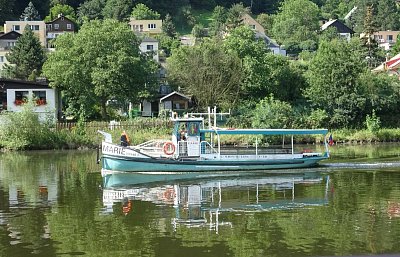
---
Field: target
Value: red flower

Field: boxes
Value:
[14,99,25,105]
[36,99,47,106]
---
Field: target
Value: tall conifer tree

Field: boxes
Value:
[5,26,46,80]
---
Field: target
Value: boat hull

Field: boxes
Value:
[101,154,327,172]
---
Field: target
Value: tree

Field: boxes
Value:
[77,0,105,23]
[42,19,158,119]
[226,3,250,30]
[20,1,41,21]
[208,5,227,37]
[376,0,400,31]
[168,38,243,110]
[304,39,367,127]
[251,95,294,129]
[131,3,160,20]
[192,24,207,40]
[256,13,274,35]
[5,26,46,80]
[361,5,385,68]
[102,0,132,21]
[162,14,177,38]
[0,0,16,24]
[44,4,77,22]
[271,0,320,54]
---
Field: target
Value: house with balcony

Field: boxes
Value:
[0,31,21,75]
[4,21,46,47]
[373,31,400,51]
[0,78,62,120]
[321,19,354,42]
[129,18,162,36]
[45,14,76,48]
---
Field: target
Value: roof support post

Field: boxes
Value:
[291,135,294,155]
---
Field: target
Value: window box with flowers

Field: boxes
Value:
[36,99,47,106]
[14,99,26,105]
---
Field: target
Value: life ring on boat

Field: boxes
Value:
[163,142,175,155]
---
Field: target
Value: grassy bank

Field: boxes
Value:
[1,107,400,151]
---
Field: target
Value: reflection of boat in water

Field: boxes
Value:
[102,170,331,232]
[98,110,329,172]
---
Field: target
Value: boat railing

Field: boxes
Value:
[136,139,168,157]
[178,141,188,157]
[200,141,218,154]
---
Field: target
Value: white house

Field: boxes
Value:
[0,78,61,121]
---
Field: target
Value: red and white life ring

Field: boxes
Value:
[163,142,175,155]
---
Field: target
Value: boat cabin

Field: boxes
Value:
[171,117,204,158]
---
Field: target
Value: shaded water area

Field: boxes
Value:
[1,144,400,256]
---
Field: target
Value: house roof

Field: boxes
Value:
[372,53,400,72]
[0,78,50,91]
[255,32,279,48]
[45,14,75,25]
[0,30,22,40]
[159,91,190,102]
[321,19,354,34]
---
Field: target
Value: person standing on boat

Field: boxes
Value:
[120,130,130,147]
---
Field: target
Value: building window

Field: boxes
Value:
[12,25,20,31]
[388,35,393,42]
[54,24,59,30]
[0,56,4,62]
[139,24,143,31]
[33,91,47,105]
[6,42,15,48]
[249,24,256,30]
[148,24,156,29]
[67,23,72,30]
[14,91,29,105]
[146,45,154,51]
[29,25,39,31]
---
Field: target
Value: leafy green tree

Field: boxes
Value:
[376,0,400,31]
[162,14,177,38]
[5,26,46,80]
[42,19,158,119]
[304,39,367,127]
[256,13,274,35]
[77,0,105,23]
[20,1,41,21]
[0,0,16,24]
[208,5,227,37]
[102,0,132,21]
[223,25,304,104]
[358,71,400,116]
[391,35,400,55]
[226,3,250,30]
[190,0,216,10]
[131,3,160,20]
[168,38,243,110]
[271,0,320,54]
[44,4,77,22]
[321,0,355,20]
[192,24,207,41]
[156,33,180,57]
[251,95,294,129]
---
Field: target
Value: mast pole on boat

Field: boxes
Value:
[291,135,294,155]
[255,137,258,159]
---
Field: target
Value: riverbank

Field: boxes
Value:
[1,120,400,151]
[1,108,400,151]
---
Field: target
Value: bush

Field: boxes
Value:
[251,95,294,129]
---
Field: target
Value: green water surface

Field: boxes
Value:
[0,144,400,257]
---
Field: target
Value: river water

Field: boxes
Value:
[1,144,400,257]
